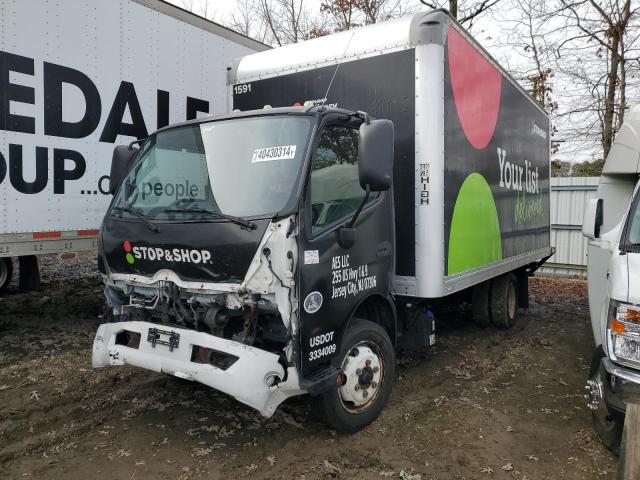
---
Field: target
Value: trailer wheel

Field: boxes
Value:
[472,281,491,327]
[490,273,518,329]
[0,258,13,292]
[588,347,623,455]
[315,319,395,433]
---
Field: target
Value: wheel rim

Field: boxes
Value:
[507,282,517,320]
[339,341,384,413]
[0,260,8,288]
[591,373,618,434]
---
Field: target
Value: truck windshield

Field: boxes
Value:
[111,116,313,221]
[627,191,640,245]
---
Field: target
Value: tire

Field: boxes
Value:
[315,319,395,433]
[472,282,491,327]
[490,273,518,329]
[0,258,13,292]
[588,347,623,455]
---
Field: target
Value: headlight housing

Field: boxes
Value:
[608,300,640,368]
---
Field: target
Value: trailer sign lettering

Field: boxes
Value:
[0,50,212,198]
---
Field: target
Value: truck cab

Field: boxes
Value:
[93,106,397,432]
[583,105,640,453]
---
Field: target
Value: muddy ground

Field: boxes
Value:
[0,256,617,479]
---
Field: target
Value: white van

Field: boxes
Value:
[583,105,640,453]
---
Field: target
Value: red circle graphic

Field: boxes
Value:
[447,27,502,150]
[123,240,132,253]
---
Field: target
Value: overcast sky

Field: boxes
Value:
[164,0,635,164]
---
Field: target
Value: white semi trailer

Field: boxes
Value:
[0,0,266,291]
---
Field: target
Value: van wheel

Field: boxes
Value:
[490,273,518,329]
[0,258,13,292]
[588,347,623,455]
[315,319,395,433]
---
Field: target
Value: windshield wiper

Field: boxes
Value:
[164,207,256,230]
[112,206,159,232]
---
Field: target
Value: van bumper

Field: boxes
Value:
[599,358,640,413]
[92,321,305,417]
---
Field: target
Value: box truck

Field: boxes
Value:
[583,105,640,453]
[92,10,552,432]
[0,0,266,291]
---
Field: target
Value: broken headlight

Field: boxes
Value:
[608,300,640,368]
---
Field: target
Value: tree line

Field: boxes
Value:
[181,0,639,177]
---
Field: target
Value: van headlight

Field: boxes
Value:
[608,300,640,367]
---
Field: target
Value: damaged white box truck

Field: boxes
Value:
[0,0,266,291]
[93,10,552,432]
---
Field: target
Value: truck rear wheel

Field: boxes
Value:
[490,273,518,329]
[315,319,395,433]
[0,258,13,292]
[472,281,491,327]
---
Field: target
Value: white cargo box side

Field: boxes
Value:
[229,10,551,300]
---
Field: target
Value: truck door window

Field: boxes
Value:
[310,125,376,235]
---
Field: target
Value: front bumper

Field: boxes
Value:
[599,357,640,413]
[92,321,305,417]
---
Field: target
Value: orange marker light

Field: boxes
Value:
[612,319,626,334]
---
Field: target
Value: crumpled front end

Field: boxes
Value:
[93,217,304,417]
[93,321,303,417]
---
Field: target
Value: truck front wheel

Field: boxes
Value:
[490,273,518,329]
[0,258,13,292]
[588,347,623,455]
[315,319,395,433]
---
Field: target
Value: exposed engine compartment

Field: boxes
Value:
[104,281,290,356]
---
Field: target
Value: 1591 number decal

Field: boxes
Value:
[233,83,252,95]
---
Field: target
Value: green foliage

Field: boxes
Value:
[551,159,604,177]
[573,159,604,177]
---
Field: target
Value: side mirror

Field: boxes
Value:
[358,119,394,191]
[109,145,139,194]
[583,198,603,239]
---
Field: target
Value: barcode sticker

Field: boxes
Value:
[252,145,297,163]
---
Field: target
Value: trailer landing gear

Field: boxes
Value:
[18,256,40,292]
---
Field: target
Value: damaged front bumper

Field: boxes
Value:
[600,357,640,412]
[92,321,305,417]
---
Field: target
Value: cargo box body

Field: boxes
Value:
[230,10,551,299]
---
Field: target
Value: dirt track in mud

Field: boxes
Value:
[0,256,617,479]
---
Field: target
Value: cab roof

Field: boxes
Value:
[155,105,360,134]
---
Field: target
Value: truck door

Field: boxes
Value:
[298,121,394,376]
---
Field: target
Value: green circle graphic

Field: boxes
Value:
[448,172,502,275]
[126,253,135,264]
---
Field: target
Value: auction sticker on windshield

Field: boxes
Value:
[252,145,297,163]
